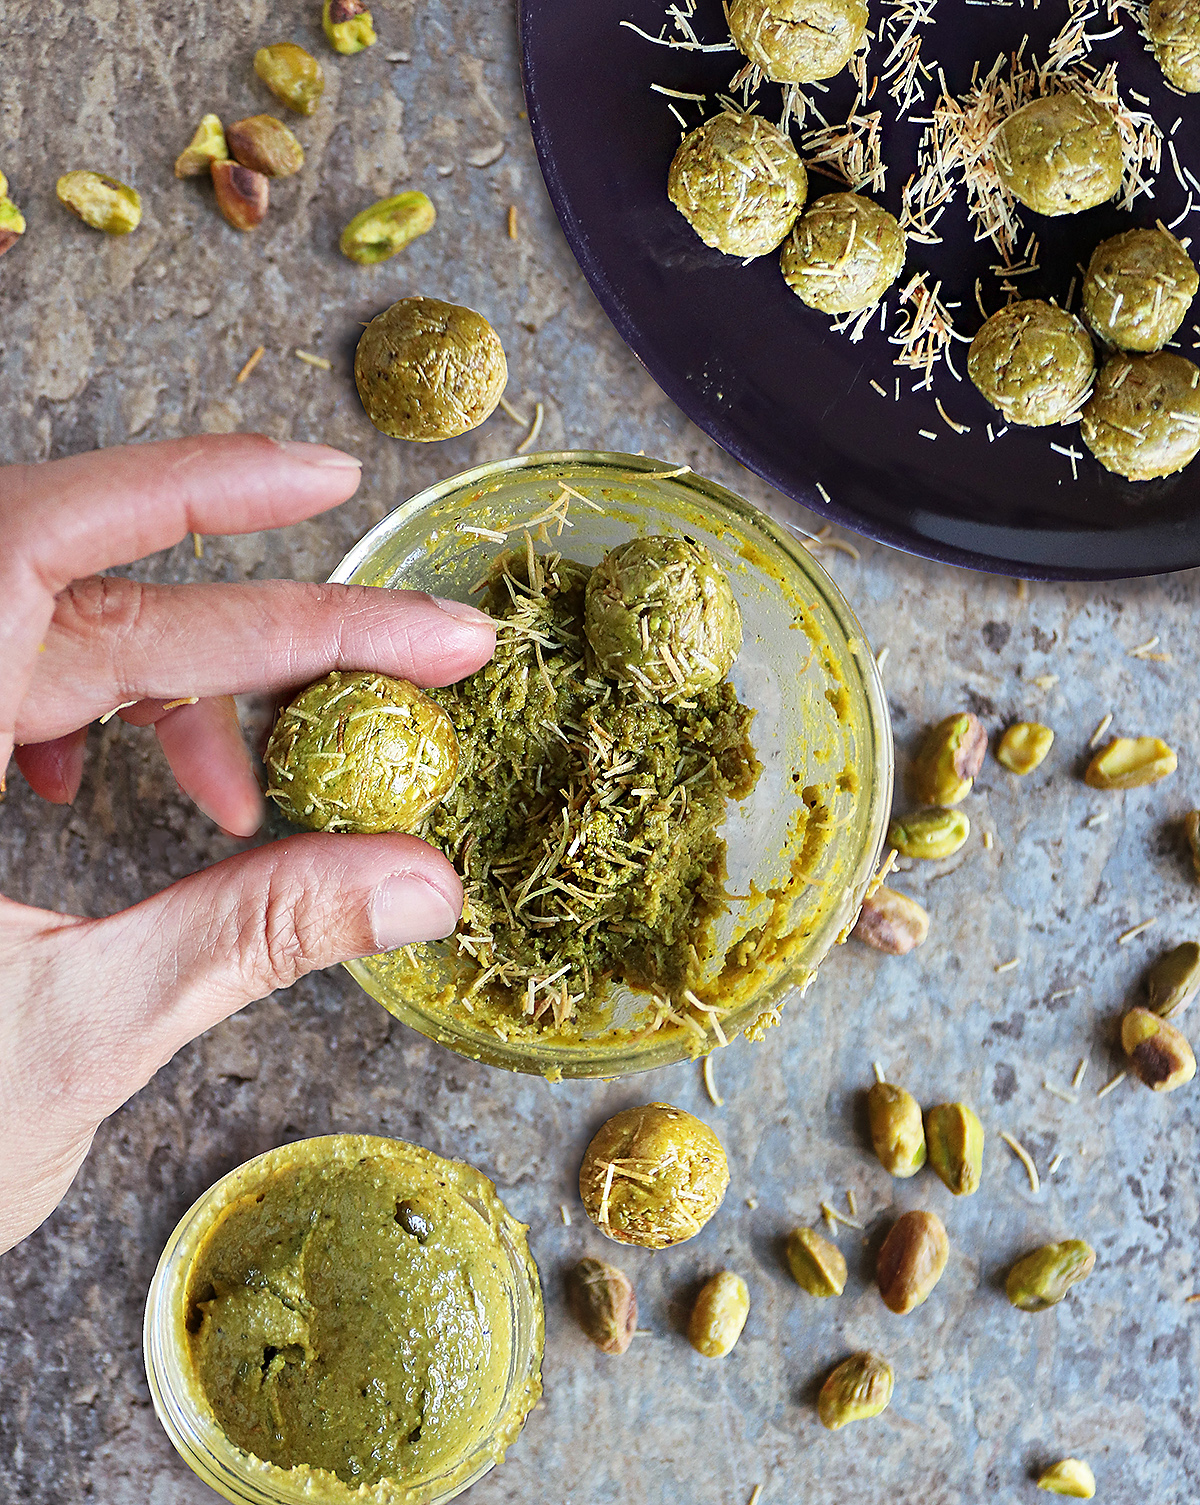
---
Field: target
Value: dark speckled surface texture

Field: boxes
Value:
[1,2,1198,1502]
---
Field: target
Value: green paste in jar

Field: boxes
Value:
[186,1140,527,1491]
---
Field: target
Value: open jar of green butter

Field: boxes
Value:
[143,1135,544,1505]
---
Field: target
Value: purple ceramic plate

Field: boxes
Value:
[520,0,1200,577]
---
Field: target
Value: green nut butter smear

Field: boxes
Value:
[184,1137,540,1494]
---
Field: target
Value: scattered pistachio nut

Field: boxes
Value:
[324,0,377,53]
[786,1227,847,1297]
[912,712,987,806]
[1146,940,1200,1018]
[1037,1459,1096,1498]
[688,1270,750,1357]
[211,160,270,231]
[1006,1240,1096,1312]
[817,1352,894,1430]
[852,886,929,955]
[566,1257,637,1355]
[876,1209,948,1315]
[868,1081,927,1178]
[996,721,1055,775]
[1185,810,1200,880]
[175,114,229,177]
[1121,1005,1197,1091]
[254,43,325,114]
[0,194,25,256]
[340,190,436,264]
[924,1102,984,1196]
[56,171,141,234]
[226,115,305,178]
[887,807,970,860]
[1085,736,1177,790]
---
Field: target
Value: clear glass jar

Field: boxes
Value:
[143,1135,544,1505]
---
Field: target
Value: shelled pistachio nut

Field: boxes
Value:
[868,1081,927,1178]
[212,161,270,231]
[175,114,229,177]
[996,721,1055,775]
[323,0,377,53]
[340,191,436,264]
[786,1227,847,1296]
[254,43,325,114]
[1146,941,1200,1018]
[688,1270,750,1357]
[887,807,970,860]
[817,1352,894,1430]
[1037,1459,1096,1497]
[1085,736,1177,790]
[852,886,929,954]
[1185,810,1200,880]
[0,194,25,256]
[226,115,304,177]
[876,1210,948,1314]
[913,712,987,806]
[1121,1006,1196,1090]
[0,169,7,197]
[566,1257,637,1355]
[1006,1240,1096,1312]
[56,171,141,233]
[924,1102,984,1196]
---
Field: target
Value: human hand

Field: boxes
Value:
[0,434,496,1253]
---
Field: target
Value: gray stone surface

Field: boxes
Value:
[2,2,1199,1502]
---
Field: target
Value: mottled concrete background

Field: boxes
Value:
[1,1,1199,1502]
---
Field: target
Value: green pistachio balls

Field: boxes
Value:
[967,300,1096,426]
[1148,0,1200,91]
[266,670,460,833]
[727,0,869,83]
[584,535,742,699]
[1082,227,1199,352]
[668,110,809,258]
[1081,352,1200,480]
[780,193,906,314]
[354,296,508,441]
[994,92,1123,217]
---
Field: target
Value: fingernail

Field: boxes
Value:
[431,595,495,626]
[370,874,459,950]
[273,439,363,469]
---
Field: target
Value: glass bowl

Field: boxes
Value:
[143,1135,544,1505]
[330,452,893,1079]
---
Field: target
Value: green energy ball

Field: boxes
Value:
[994,92,1123,216]
[780,192,906,314]
[727,0,868,83]
[354,297,508,442]
[266,670,460,833]
[1082,227,1199,352]
[584,535,742,698]
[668,110,808,259]
[1081,351,1200,480]
[1148,0,1200,91]
[967,300,1095,427]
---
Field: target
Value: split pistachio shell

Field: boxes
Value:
[868,1081,927,1178]
[56,171,141,234]
[340,191,436,264]
[887,807,970,860]
[817,1352,894,1430]
[924,1102,984,1196]
[688,1271,750,1357]
[226,115,304,178]
[1085,736,1177,790]
[1185,810,1200,879]
[566,1258,637,1355]
[997,721,1054,775]
[254,43,325,114]
[324,0,377,53]
[0,195,25,255]
[913,712,987,806]
[1037,1459,1096,1498]
[175,114,229,177]
[786,1227,847,1296]
[212,161,270,231]
[1146,941,1200,1018]
[1006,1240,1096,1312]
[876,1210,948,1314]
[852,886,929,954]
[1121,1006,1196,1090]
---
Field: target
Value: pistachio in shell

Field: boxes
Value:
[924,1102,984,1196]
[688,1270,750,1357]
[876,1210,948,1314]
[1006,1240,1095,1312]
[912,712,987,806]
[1121,1006,1196,1091]
[868,1081,927,1178]
[786,1226,847,1296]
[817,1352,894,1430]
[566,1258,637,1355]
